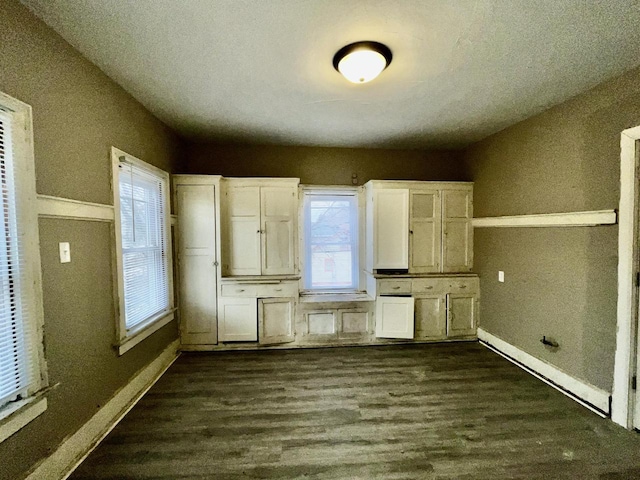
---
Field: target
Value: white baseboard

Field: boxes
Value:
[478,328,610,415]
[26,339,180,480]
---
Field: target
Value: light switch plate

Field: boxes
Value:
[498,270,504,283]
[59,242,71,263]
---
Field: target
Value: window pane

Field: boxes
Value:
[304,193,358,290]
[0,111,29,408]
[118,162,169,330]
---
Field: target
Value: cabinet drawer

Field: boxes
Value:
[447,278,479,294]
[411,278,446,294]
[378,279,412,295]
[221,284,258,297]
[256,282,298,298]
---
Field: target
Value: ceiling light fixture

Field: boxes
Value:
[333,41,392,84]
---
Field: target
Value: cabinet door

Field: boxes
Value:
[375,296,414,339]
[442,189,473,272]
[446,294,477,337]
[261,186,296,275]
[409,190,441,273]
[373,189,409,269]
[415,295,446,340]
[176,184,218,345]
[219,297,258,341]
[226,186,261,275]
[259,297,295,344]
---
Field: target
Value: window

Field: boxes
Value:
[302,189,359,291]
[0,92,47,441]
[112,148,173,355]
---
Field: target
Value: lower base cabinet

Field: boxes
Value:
[415,295,447,339]
[259,297,295,344]
[447,293,477,337]
[375,296,415,339]
[218,280,298,343]
[219,297,258,341]
[370,275,479,340]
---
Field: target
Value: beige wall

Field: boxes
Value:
[0,2,181,479]
[183,143,467,184]
[465,65,640,392]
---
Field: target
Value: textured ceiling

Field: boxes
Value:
[21,0,640,148]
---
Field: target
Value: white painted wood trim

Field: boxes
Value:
[472,209,617,228]
[612,128,640,428]
[0,396,47,444]
[478,328,610,414]
[116,310,175,356]
[37,195,114,222]
[26,340,180,480]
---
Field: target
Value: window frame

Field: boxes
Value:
[299,186,364,294]
[111,147,175,356]
[0,91,48,443]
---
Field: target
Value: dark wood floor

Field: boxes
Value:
[70,343,640,479]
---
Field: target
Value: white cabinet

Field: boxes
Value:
[219,280,298,343]
[375,296,415,339]
[174,176,221,346]
[259,297,295,344]
[415,295,447,339]
[219,297,257,341]
[410,190,441,273]
[223,179,298,277]
[369,275,479,340]
[442,189,473,272]
[370,189,409,270]
[365,181,473,274]
[447,293,477,337]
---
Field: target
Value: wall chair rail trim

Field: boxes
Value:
[472,209,617,228]
[37,194,115,222]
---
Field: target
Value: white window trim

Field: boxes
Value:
[298,185,365,295]
[0,91,48,441]
[111,147,175,356]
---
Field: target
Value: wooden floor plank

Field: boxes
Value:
[70,343,640,479]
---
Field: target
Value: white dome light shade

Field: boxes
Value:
[338,49,387,83]
[333,41,392,84]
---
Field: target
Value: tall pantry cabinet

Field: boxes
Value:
[174,175,221,346]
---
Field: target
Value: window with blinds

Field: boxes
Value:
[0,109,33,409]
[303,189,359,291]
[117,159,170,332]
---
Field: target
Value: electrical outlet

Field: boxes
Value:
[59,242,71,263]
[498,270,504,282]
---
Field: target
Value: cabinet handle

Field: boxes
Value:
[275,288,283,292]
[459,285,467,289]
[238,289,245,292]
[425,286,433,290]
[392,286,400,290]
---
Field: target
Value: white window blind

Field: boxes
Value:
[0,109,33,409]
[303,191,359,290]
[117,160,170,331]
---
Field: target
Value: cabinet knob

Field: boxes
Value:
[410,230,414,234]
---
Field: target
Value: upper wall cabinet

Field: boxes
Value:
[365,181,473,274]
[222,178,299,276]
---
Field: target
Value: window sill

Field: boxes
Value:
[0,395,47,444]
[117,309,175,356]
[299,292,374,303]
